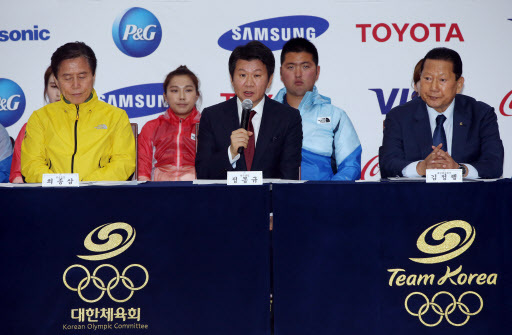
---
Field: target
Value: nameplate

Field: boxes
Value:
[425,169,462,183]
[227,171,263,185]
[42,173,80,187]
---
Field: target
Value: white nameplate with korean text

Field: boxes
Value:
[426,169,462,183]
[42,173,80,187]
[227,171,263,185]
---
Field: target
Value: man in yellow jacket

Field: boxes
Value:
[21,42,135,182]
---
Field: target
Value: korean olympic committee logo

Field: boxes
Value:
[112,7,162,57]
[63,222,149,303]
[409,220,475,264]
[0,78,26,127]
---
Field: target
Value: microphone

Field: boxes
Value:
[238,99,253,154]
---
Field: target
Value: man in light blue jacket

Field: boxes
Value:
[274,38,361,180]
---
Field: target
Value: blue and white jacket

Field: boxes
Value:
[274,86,361,180]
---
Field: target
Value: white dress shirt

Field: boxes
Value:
[228,97,265,165]
[402,100,478,178]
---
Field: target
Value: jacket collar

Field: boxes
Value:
[275,86,330,109]
[163,106,200,124]
[61,89,98,112]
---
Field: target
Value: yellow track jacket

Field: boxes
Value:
[21,90,135,182]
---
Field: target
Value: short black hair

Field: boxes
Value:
[280,38,318,66]
[228,41,275,79]
[51,42,97,77]
[421,47,462,80]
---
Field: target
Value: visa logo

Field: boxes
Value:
[369,88,418,115]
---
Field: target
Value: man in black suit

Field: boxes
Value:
[196,41,302,179]
[380,47,504,179]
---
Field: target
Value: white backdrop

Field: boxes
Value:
[2,0,511,180]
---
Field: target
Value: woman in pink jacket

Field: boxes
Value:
[137,66,201,181]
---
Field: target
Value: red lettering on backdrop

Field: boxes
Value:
[221,93,236,101]
[361,155,380,180]
[356,24,372,42]
[356,23,463,42]
[500,90,512,116]
[411,23,429,42]
[430,23,446,41]
[446,23,464,41]
[392,23,409,42]
[373,23,391,42]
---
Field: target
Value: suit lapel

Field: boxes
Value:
[252,96,274,170]
[222,97,247,170]
[222,97,240,134]
[413,101,434,158]
[452,95,470,160]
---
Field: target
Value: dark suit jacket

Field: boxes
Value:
[195,95,303,179]
[379,94,504,178]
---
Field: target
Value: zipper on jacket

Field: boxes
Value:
[71,105,79,173]
[176,119,182,181]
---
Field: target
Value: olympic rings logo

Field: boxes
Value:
[405,291,483,327]
[63,264,149,303]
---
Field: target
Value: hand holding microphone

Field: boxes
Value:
[235,99,253,154]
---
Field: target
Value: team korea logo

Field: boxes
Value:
[112,7,162,57]
[218,16,329,51]
[0,78,26,127]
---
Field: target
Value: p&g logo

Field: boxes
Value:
[0,78,26,127]
[112,7,162,57]
[218,16,329,51]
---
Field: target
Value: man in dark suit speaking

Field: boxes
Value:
[196,41,302,179]
[379,47,504,179]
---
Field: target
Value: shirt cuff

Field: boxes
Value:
[228,146,240,168]
[402,161,422,178]
[462,163,478,179]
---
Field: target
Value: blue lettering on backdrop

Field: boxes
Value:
[218,16,329,51]
[100,83,167,118]
[0,25,50,42]
[370,88,416,115]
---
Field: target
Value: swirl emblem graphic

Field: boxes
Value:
[63,264,148,303]
[409,220,475,264]
[78,222,135,261]
[405,291,483,327]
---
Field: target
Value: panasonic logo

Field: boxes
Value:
[0,25,50,42]
[218,16,329,51]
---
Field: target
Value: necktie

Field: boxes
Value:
[432,114,447,151]
[244,110,257,171]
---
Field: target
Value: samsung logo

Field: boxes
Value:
[218,16,329,51]
[99,83,167,118]
[0,25,50,42]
